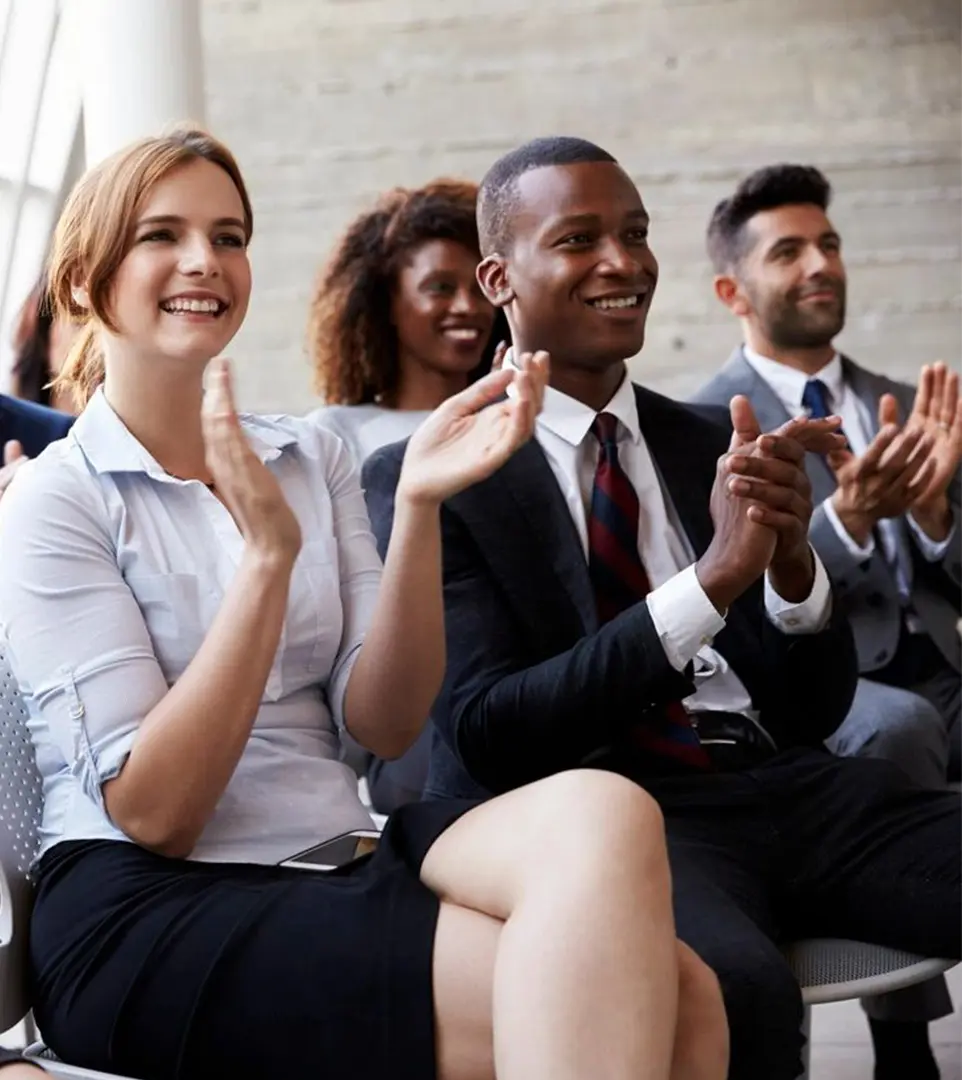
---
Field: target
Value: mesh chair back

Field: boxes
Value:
[0,647,43,1030]
[785,937,957,1006]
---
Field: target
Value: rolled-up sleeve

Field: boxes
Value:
[317,432,383,730]
[0,461,169,810]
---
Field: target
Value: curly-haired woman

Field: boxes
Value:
[308,181,507,812]
[307,180,506,462]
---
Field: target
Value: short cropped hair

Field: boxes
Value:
[706,164,832,273]
[477,136,617,255]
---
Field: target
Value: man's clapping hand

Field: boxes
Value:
[697,397,844,611]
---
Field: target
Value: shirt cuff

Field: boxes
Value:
[822,496,875,559]
[764,548,832,634]
[907,510,955,561]
[646,565,727,672]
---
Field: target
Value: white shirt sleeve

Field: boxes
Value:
[316,429,383,730]
[646,546,832,673]
[763,547,832,633]
[646,565,727,671]
[0,460,169,812]
[822,495,875,560]
[906,510,956,562]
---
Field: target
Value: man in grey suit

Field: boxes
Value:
[693,163,960,1078]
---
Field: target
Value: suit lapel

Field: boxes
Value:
[634,386,716,557]
[448,440,599,633]
[842,355,882,434]
[727,348,791,436]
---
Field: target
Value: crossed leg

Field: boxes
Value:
[421,769,729,1080]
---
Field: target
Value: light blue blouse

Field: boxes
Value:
[0,390,380,865]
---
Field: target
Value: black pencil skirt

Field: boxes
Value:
[29,799,479,1080]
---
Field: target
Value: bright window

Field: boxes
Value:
[0,0,82,391]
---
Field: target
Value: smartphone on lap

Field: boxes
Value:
[279,829,381,872]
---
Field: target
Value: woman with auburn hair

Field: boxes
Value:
[307,180,507,463]
[0,128,727,1080]
[309,181,506,812]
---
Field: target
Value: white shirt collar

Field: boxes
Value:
[74,387,297,479]
[742,345,844,413]
[505,349,641,449]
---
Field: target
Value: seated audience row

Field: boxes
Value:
[301,164,957,834]
[0,131,957,1080]
[361,138,960,1080]
[0,128,727,1080]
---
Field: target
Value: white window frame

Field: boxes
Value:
[0,0,82,392]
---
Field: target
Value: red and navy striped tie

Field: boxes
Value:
[587,412,711,771]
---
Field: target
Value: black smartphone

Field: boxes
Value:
[278,829,381,872]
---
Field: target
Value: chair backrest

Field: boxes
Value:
[0,647,44,1031]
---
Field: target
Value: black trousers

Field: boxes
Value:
[642,747,960,1080]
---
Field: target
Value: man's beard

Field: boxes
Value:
[758,281,846,350]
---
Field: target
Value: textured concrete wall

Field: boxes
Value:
[202,0,961,413]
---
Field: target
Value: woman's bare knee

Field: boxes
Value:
[433,901,499,1080]
[421,769,666,919]
[535,768,664,838]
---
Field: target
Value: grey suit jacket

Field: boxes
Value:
[691,347,961,674]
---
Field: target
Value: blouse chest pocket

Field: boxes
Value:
[281,540,342,687]
[124,572,206,680]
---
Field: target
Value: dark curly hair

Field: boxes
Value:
[706,164,832,274]
[308,179,505,406]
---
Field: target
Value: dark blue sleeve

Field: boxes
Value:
[0,396,73,459]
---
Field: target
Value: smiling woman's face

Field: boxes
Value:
[390,237,496,379]
[104,156,252,363]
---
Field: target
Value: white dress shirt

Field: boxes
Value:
[0,390,380,865]
[742,348,952,604]
[520,363,832,721]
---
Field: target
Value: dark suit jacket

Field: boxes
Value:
[0,394,73,460]
[692,348,961,673]
[363,384,859,801]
